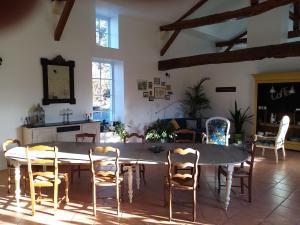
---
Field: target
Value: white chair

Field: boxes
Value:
[202,117,230,146]
[254,115,290,164]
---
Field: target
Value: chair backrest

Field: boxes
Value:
[2,139,21,152]
[243,137,256,174]
[76,133,96,143]
[174,129,196,143]
[123,133,145,143]
[26,145,58,182]
[205,117,230,146]
[275,115,290,148]
[89,146,120,180]
[167,148,200,189]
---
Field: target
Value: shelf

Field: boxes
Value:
[258,122,300,129]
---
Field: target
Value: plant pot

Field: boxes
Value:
[234,133,243,144]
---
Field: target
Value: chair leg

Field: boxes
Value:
[64,174,69,203]
[274,149,278,164]
[54,184,58,213]
[169,185,172,222]
[217,167,221,194]
[71,166,74,183]
[282,146,286,160]
[193,189,197,222]
[92,182,96,216]
[262,148,265,156]
[78,165,81,178]
[116,183,120,217]
[248,176,252,203]
[197,165,201,188]
[7,169,11,194]
[140,164,146,185]
[240,178,244,194]
[163,182,167,207]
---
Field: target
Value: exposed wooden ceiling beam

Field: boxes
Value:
[160,0,297,31]
[251,0,259,6]
[160,0,208,56]
[158,41,300,70]
[216,29,300,48]
[224,31,247,51]
[54,0,75,41]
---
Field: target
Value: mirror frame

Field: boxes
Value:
[41,55,76,105]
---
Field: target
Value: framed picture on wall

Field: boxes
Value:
[154,77,160,85]
[143,92,149,98]
[148,82,153,89]
[137,80,147,90]
[154,87,166,99]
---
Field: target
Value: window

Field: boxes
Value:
[92,61,114,122]
[96,15,119,49]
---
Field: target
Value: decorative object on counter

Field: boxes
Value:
[41,55,76,105]
[181,77,210,118]
[60,108,73,123]
[27,104,45,126]
[270,113,276,123]
[85,112,92,121]
[229,100,253,143]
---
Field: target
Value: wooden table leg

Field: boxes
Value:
[127,166,133,203]
[225,164,234,210]
[135,164,140,190]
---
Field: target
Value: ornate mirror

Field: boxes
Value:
[41,55,76,105]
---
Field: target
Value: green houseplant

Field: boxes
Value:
[181,77,210,118]
[229,100,253,143]
[114,121,129,141]
[145,119,175,143]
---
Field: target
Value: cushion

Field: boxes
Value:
[170,119,180,130]
[186,120,197,130]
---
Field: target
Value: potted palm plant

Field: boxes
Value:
[181,77,210,118]
[229,100,253,143]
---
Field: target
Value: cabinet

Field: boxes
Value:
[23,121,100,144]
[253,72,300,151]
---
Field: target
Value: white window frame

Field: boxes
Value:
[92,61,115,122]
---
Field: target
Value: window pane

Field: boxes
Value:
[92,79,101,95]
[100,96,111,111]
[92,62,100,78]
[100,63,112,79]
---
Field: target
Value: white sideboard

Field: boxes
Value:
[22,121,100,144]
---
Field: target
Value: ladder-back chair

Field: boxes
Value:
[123,133,146,184]
[218,138,256,202]
[89,146,123,216]
[2,139,23,194]
[26,145,69,216]
[71,133,96,182]
[164,148,200,222]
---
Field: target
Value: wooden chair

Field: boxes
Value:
[173,129,196,175]
[202,117,230,146]
[71,133,96,182]
[26,145,69,216]
[218,139,256,202]
[2,139,23,194]
[254,115,290,164]
[164,148,200,222]
[174,129,196,143]
[123,133,146,184]
[89,146,123,216]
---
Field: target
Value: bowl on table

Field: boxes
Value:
[148,146,164,153]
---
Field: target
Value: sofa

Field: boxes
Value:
[164,118,206,143]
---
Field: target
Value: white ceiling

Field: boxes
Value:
[95,0,292,42]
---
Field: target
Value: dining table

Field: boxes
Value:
[5,142,248,210]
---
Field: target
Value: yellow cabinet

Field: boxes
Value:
[253,72,300,151]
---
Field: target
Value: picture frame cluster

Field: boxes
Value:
[137,77,173,101]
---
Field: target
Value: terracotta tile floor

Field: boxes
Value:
[1,149,300,225]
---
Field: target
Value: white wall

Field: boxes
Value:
[0,0,189,169]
